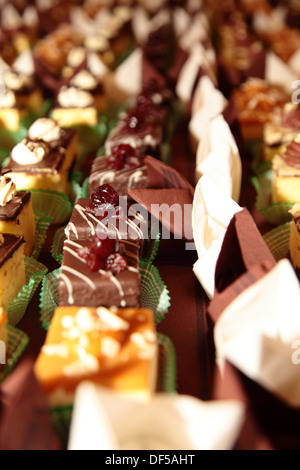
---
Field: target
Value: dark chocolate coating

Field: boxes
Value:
[0,191,30,222]
[0,233,24,267]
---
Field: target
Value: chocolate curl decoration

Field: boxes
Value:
[128,156,194,242]
[208,208,276,323]
[0,358,62,450]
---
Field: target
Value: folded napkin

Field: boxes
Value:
[188,76,228,152]
[68,382,245,450]
[128,156,194,242]
[265,51,298,96]
[192,175,242,300]
[252,7,287,36]
[195,114,242,202]
[0,358,61,450]
[213,259,300,408]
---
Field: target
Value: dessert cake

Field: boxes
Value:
[34,306,158,406]
[65,184,146,244]
[51,68,107,127]
[0,176,35,257]
[2,118,77,195]
[89,144,149,196]
[231,77,288,141]
[0,233,25,311]
[263,104,300,161]
[289,203,300,273]
[59,234,140,309]
[272,136,300,204]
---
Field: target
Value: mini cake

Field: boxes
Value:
[0,233,25,311]
[59,234,140,308]
[289,203,300,273]
[272,136,300,204]
[231,77,288,141]
[65,184,146,243]
[51,84,99,127]
[263,104,300,161]
[2,118,77,194]
[0,176,35,257]
[89,144,149,196]
[34,306,157,406]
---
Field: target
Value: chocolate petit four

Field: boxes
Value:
[289,203,300,273]
[89,143,149,196]
[59,234,140,309]
[2,118,77,195]
[51,68,107,127]
[34,306,157,406]
[0,233,25,311]
[0,176,35,257]
[65,184,146,243]
[263,104,300,161]
[272,136,300,204]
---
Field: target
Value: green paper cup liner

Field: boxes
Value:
[7,257,48,327]
[51,227,66,265]
[29,189,73,225]
[157,333,177,394]
[0,127,27,153]
[139,258,170,325]
[263,222,291,263]
[20,99,53,130]
[32,212,52,260]
[50,333,176,449]
[40,259,170,329]
[39,267,61,330]
[245,138,264,168]
[71,118,108,162]
[251,169,294,226]
[0,324,29,383]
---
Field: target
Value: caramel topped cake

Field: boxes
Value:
[34,306,157,406]
[0,233,25,311]
[59,234,140,309]
[264,104,300,161]
[89,144,149,196]
[272,135,300,204]
[2,118,77,194]
[289,203,300,272]
[65,184,146,243]
[231,77,288,140]
[0,176,35,257]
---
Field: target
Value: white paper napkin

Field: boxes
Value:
[195,115,242,203]
[68,382,245,451]
[252,7,287,36]
[192,175,242,300]
[265,51,298,96]
[108,48,143,100]
[214,259,300,408]
[188,76,228,152]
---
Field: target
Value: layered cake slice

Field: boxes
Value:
[0,176,35,257]
[59,234,140,309]
[65,184,147,243]
[289,203,300,272]
[34,306,157,406]
[0,233,25,311]
[272,136,300,204]
[89,143,149,196]
[2,118,77,194]
[231,77,288,141]
[264,104,300,161]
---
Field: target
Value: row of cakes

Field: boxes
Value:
[28,4,186,409]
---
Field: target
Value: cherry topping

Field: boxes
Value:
[77,246,106,272]
[123,108,152,134]
[91,184,119,207]
[86,184,120,218]
[105,144,140,171]
[105,253,128,275]
[89,236,116,259]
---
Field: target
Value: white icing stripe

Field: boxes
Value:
[60,273,74,305]
[65,240,86,250]
[109,273,125,298]
[66,222,79,239]
[62,266,96,290]
[126,218,144,239]
[64,246,86,263]
[75,204,96,236]
[128,266,139,273]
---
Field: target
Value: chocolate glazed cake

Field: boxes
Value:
[59,238,140,309]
